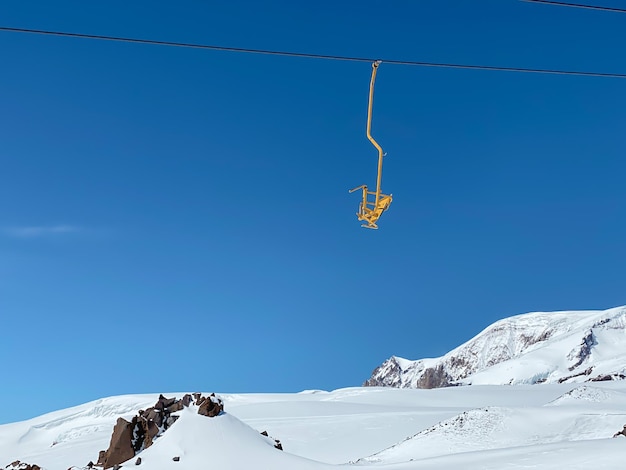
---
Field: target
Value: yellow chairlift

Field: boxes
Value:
[349,60,392,229]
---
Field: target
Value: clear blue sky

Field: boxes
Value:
[1,0,624,424]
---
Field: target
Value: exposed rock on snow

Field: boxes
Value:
[260,430,283,450]
[97,417,135,469]
[3,386,626,469]
[590,373,626,382]
[567,329,596,371]
[4,461,41,470]
[96,393,223,469]
[365,306,626,388]
[196,394,223,418]
[557,366,594,383]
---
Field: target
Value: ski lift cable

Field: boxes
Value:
[521,0,626,14]
[1,26,626,79]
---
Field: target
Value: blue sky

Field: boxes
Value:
[1,0,625,424]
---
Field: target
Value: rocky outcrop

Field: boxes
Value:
[197,394,224,417]
[97,393,223,469]
[98,418,135,468]
[4,461,41,470]
[558,367,594,383]
[415,365,453,389]
[364,357,460,390]
[567,330,596,371]
[260,430,283,450]
[590,373,626,382]
[363,357,404,387]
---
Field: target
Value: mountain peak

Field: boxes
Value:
[364,306,626,389]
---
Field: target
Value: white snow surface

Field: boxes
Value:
[2,384,626,469]
[366,305,626,388]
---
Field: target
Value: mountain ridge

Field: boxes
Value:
[364,305,626,389]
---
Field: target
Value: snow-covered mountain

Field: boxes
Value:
[3,306,626,469]
[365,306,626,388]
[2,385,626,470]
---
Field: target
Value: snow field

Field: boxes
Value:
[2,384,626,469]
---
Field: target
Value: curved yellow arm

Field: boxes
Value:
[350,60,392,229]
[367,61,385,199]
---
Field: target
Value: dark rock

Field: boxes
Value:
[168,400,184,413]
[182,394,192,407]
[156,395,177,411]
[4,461,42,470]
[142,409,162,428]
[590,373,626,382]
[172,457,180,462]
[591,374,613,382]
[96,393,224,468]
[146,419,160,441]
[135,457,142,465]
[130,417,145,453]
[568,330,597,371]
[416,365,452,389]
[198,394,223,417]
[99,417,135,469]
[165,415,179,429]
[558,367,594,384]
[259,430,283,451]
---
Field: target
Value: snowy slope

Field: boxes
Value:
[119,406,330,470]
[2,385,626,470]
[358,384,626,464]
[0,395,158,469]
[365,305,626,388]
